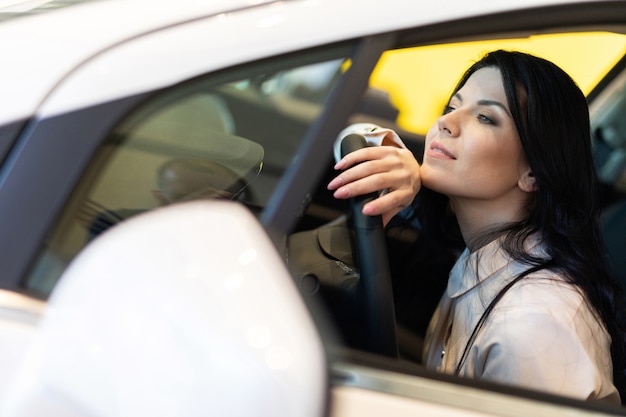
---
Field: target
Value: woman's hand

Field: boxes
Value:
[327,145,421,226]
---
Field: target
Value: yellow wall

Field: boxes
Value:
[370,32,626,135]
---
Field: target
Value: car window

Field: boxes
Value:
[376,29,626,338]
[23,53,349,296]
[360,36,626,341]
[590,62,626,289]
[291,29,626,408]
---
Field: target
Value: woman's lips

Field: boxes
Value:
[427,142,456,160]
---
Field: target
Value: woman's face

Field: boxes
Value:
[421,67,530,204]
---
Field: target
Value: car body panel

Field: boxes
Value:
[0,290,44,409]
[330,362,624,416]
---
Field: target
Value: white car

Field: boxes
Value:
[0,0,625,415]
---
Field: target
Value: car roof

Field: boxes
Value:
[0,0,284,123]
[0,0,598,124]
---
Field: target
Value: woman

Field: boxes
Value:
[328,50,625,404]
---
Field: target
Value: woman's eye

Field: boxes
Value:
[443,105,455,115]
[478,114,495,125]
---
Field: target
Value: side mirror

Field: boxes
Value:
[3,201,327,417]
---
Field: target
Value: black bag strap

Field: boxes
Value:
[454,275,524,374]
[454,261,550,375]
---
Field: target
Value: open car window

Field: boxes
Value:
[294,29,626,412]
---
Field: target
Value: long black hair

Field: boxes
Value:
[416,50,626,402]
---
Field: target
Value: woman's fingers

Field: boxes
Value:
[329,147,420,196]
[363,185,416,215]
[333,145,392,172]
[330,167,401,199]
[327,145,421,224]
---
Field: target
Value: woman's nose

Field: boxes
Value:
[438,112,459,136]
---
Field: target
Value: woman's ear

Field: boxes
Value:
[518,169,538,192]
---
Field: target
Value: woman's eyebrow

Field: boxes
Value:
[453,93,512,117]
[477,99,512,117]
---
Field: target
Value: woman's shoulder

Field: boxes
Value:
[492,268,602,331]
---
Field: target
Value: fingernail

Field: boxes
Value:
[334,159,346,170]
[327,176,342,190]
[362,203,375,215]
[333,187,348,198]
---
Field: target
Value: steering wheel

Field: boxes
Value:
[339,133,398,358]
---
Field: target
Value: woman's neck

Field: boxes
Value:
[451,195,527,252]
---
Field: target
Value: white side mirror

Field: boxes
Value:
[3,201,328,417]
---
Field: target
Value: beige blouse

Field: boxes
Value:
[422,238,620,404]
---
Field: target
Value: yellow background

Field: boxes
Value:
[369,32,626,135]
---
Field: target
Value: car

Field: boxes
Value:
[0,0,625,415]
